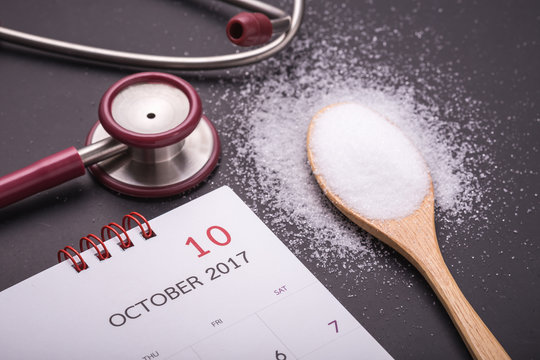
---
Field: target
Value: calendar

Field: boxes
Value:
[0,187,393,359]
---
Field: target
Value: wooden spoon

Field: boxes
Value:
[307,105,510,360]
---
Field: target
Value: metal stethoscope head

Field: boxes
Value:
[0,0,305,70]
[0,72,220,207]
[0,0,306,207]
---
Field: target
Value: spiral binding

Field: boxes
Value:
[57,212,154,273]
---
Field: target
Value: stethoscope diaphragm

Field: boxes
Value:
[0,72,220,207]
[87,72,220,197]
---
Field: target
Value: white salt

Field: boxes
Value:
[207,2,501,286]
[308,103,430,220]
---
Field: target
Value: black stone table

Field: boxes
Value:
[0,1,538,359]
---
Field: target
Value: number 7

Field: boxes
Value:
[328,320,338,333]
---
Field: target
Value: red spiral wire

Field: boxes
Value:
[101,222,133,249]
[57,246,88,272]
[57,212,153,272]
[122,211,153,239]
[80,233,111,260]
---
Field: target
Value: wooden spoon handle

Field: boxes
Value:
[418,252,510,360]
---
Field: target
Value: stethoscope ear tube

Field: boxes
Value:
[0,0,304,70]
[0,139,127,208]
[0,147,85,208]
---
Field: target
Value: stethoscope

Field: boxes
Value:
[0,0,305,208]
[0,0,304,70]
[0,72,220,207]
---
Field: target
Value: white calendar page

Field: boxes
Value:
[0,186,393,360]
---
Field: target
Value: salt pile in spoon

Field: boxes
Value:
[210,2,498,287]
[308,103,430,220]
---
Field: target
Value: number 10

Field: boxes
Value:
[186,226,232,258]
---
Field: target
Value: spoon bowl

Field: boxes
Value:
[307,103,510,360]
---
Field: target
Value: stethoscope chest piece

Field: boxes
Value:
[0,72,220,208]
[86,72,220,197]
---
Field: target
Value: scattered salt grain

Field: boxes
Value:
[308,103,430,220]
[207,2,505,288]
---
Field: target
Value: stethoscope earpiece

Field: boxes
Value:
[0,73,220,207]
[0,0,304,70]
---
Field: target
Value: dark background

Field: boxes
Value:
[0,1,538,359]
